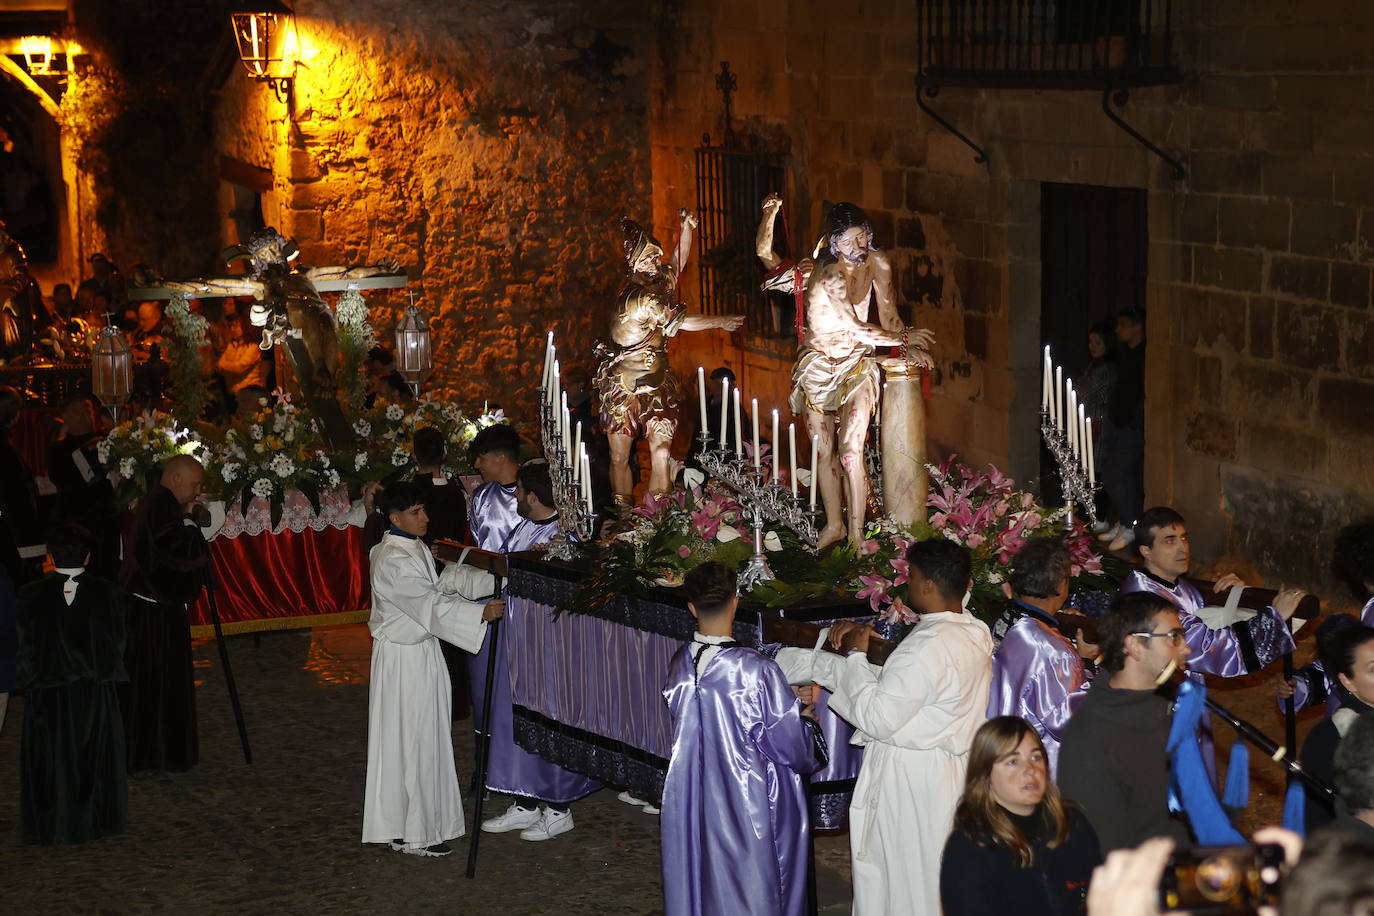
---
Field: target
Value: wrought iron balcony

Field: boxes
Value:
[915,0,1180,90]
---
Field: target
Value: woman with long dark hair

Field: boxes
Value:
[940,716,1102,916]
[1301,624,1374,832]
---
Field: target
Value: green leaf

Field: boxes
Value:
[297,480,321,515]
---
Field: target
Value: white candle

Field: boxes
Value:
[1041,346,1051,413]
[1054,365,1063,430]
[540,331,554,391]
[581,447,591,508]
[719,378,729,449]
[733,388,743,458]
[1067,387,1078,458]
[809,434,819,510]
[752,399,761,471]
[789,423,798,497]
[1078,404,1088,471]
[1086,417,1096,486]
[572,421,582,483]
[561,393,571,463]
[552,359,561,410]
[771,409,780,482]
[697,367,708,434]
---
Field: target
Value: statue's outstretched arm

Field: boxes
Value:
[670,208,697,279]
[303,259,402,282]
[756,193,783,270]
[128,277,264,300]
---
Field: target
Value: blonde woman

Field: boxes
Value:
[940,716,1102,916]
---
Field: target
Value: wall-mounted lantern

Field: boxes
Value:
[230,2,296,103]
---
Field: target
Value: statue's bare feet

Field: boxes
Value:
[816,523,846,551]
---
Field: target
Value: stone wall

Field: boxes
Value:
[649,0,1374,597]
[209,0,653,418]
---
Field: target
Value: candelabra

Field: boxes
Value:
[537,387,597,561]
[1040,409,1098,529]
[696,431,820,592]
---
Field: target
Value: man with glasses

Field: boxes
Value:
[1057,591,1195,853]
[1122,506,1304,782]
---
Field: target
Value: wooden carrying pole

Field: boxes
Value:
[432,542,509,880]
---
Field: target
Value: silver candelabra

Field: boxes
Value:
[695,431,820,593]
[1040,409,1098,529]
[537,387,597,561]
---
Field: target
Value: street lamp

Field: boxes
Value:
[230,2,296,103]
[91,323,132,423]
[394,297,432,399]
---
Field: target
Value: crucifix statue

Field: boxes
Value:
[129,227,407,446]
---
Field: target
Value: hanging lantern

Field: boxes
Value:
[91,324,133,423]
[394,299,432,399]
[230,2,296,102]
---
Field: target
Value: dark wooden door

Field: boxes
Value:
[1039,182,1146,502]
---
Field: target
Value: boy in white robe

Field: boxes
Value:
[777,539,993,916]
[362,481,505,857]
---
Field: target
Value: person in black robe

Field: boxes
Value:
[0,385,44,585]
[118,454,211,773]
[46,397,120,581]
[18,523,127,845]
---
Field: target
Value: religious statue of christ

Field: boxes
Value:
[594,210,743,504]
[784,202,934,548]
[131,227,405,396]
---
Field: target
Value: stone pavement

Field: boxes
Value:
[1,625,854,914]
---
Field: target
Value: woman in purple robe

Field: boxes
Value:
[661,562,827,916]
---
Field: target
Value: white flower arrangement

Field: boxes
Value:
[269,454,296,478]
[222,462,240,483]
[385,403,405,421]
[353,419,372,437]
[251,478,273,499]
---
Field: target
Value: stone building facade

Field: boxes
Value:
[650,0,1374,596]
[18,0,1370,594]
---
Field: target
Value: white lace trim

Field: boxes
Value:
[209,486,358,539]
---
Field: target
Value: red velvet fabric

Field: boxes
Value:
[188,525,370,628]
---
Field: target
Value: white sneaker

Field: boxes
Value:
[519,807,574,841]
[481,803,541,834]
[617,790,660,815]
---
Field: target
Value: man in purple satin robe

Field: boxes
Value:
[1120,506,1303,780]
[1279,521,1374,715]
[988,539,1097,777]
[661,562,827,916]
[478,460,602,841]
[467,423,522,553]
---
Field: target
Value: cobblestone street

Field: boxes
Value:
[1,625,854,914]
[2,616,1320,913]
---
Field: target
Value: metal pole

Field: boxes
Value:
[466,573,503,879]
[204,573,252,765]
[1282,651,1297,787]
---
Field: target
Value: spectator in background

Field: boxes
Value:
[50,282,75,321]
[1097,308,1145,551]
[130,301,166,362]
[217,305,270,399]
[1330,712,1374,844]
[86,253,125,307]
[364,345,412,407]
[1077,322,1117,532]
[1301,625,1374,832]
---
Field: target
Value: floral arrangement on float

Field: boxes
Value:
[102,394,511,525]
[571,455,1124,626]
[97,409,208,507]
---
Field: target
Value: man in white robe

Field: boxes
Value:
[362,481,505,857]
[777,539,993,916]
